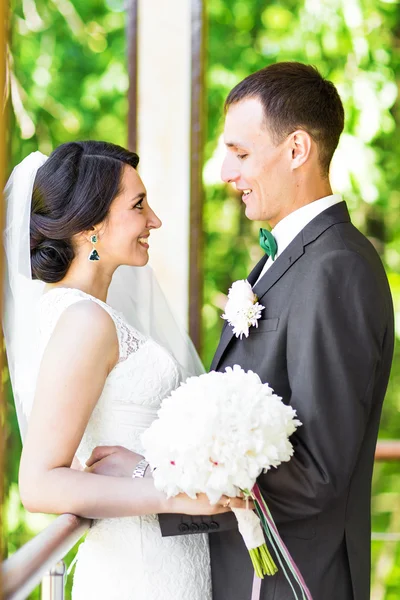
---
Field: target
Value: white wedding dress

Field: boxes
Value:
[39,288,212,600]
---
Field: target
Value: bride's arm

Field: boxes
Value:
[19,301,241,519]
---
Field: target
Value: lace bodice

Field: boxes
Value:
[39,287,182,463]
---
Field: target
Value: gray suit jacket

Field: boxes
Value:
[159,202,394,600]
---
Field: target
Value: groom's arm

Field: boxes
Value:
[257,250,392,523]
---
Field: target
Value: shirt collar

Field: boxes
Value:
[271,194,343,258]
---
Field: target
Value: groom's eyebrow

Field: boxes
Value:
[225,141,247,149]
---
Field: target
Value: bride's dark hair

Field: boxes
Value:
[30,141,139,283]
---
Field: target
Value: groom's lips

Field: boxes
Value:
[238,188,253,202]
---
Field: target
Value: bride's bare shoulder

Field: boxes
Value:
[61,297,113,324]
[47,298,119,364]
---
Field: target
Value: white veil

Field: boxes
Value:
[3,152,204,442]
[107,265,204,382]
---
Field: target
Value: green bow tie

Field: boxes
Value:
[259,228,277,260]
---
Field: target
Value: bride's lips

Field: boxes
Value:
[138,234,150,249]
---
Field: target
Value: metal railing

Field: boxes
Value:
[2,440,400,600]
[2,514,90,600]
[374,440,400,461]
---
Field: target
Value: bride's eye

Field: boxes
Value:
[133,199,144,210]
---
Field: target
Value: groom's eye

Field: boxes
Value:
[237,154,248,160]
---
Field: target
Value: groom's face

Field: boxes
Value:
[221,97,292,226]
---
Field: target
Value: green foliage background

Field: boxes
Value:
[4,0,400,598]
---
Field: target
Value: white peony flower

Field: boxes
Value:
[142,365,301,504]
[222,279,265,339]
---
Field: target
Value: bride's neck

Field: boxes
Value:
[45,258,116,303]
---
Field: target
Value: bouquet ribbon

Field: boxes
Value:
[251,573,262,600]
[250,484,313,600]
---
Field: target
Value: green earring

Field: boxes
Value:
[88,234,100,261]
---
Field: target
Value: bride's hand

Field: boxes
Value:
[167,492,254,516]
[85,445,144,478]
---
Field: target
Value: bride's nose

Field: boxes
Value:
[147,207,162,229]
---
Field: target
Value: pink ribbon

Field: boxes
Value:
[252,484,313,600]
[251,574,262,600]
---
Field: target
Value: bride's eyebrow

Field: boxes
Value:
[130,192,146,203]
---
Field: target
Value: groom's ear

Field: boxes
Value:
[289,130,312,170]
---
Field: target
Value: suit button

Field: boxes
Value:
[209,521,219,531]
[199,523,209,532]
[190,523,200,532]
[178,523,189,533]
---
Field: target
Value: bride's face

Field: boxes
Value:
[97,165,161,267]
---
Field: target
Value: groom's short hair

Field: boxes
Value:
[225,62,345,175]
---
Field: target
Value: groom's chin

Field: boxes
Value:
[244,204,260,221]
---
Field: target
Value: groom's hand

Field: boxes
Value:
[85,445,145,478]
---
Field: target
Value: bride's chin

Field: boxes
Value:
[129,254,149,267]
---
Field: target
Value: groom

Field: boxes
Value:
[159,62,395,600]
[89,63,394,599]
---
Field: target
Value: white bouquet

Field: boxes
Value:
[142,366,312,597]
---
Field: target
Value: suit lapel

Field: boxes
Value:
[253,234,304,302]
[210,201,351,372]
[247,254,268,287]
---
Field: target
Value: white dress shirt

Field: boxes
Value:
[254,194,343,286]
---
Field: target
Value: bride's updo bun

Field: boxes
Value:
[30,141,139,283]
[30,237,74,284]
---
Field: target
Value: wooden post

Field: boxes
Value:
[126,0,205,352]
[126,0,138,153]
[0,1,8,596]
[189,0,206,352]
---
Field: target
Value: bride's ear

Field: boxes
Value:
[74,230,95,246]
[77,226,100,245]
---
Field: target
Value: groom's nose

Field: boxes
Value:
[221,155,239,184]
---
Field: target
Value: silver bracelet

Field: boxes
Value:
[132,458,149,479]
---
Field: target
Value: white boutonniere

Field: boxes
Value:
[222,279,265,339]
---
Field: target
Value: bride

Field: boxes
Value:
[3,141,248,599]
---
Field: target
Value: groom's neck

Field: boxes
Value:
[268,177,333,228]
